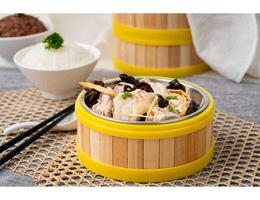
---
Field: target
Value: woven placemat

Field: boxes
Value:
[0,88,259,186]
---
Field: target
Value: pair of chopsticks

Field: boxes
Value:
[0,104,75,166]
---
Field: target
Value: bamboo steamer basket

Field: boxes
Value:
[113,14,209,77]
[75,77,215,182]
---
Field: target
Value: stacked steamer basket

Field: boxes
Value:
[75,77,215,182]
[113,14,209,77]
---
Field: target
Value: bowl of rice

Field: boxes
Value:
[14,33,100,99]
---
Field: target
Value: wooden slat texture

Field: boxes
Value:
[205,123,213,152]
[112,137,128,167]
[99,134,112,165]
[159,138,175,168]
[128,139,144,169]
[145,14,157,68]
[167,14,180,67]
[156,14,169,68]
[167,14,179,29]
[174,135,188,166]
[169,46,180,67]
[180,44,191,66]
[78,122,91,156]
[135,14,146,67]
[117,15,127,63]
[126,14,136,65]
[89,129,101,162]
[178,14,189,28]
[190,44,201,64]
[144,139,160,169]
[187,128,206,162]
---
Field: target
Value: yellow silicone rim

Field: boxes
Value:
[113,21,192,46]
[113,56,209,78]
[76,140,214,182]
[75,78,215,139]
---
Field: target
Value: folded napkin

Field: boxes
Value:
[188,14,259,82]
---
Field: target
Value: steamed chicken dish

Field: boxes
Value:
[80,74,200,122]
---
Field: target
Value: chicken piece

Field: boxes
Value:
[149,106,180,122]
[112,89,156,121]
[92,87,113,117]
[140,78,167,95]
[167,92,189,116]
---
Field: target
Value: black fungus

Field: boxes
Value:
[119,74,139,85]
[84,90,100,108]
[134,82,154,93]
[167,79,185,91]
[84,80,105,108]
[157,95,169,108]
[93,80,105,87]
[186,100,200,115]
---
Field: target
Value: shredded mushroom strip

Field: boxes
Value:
[80,82,116,97]
[146,95,158,118]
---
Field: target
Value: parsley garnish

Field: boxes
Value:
[121,91,132,100]
[167,104,173,112]
[166,95,177,100]
[43,32,64,50]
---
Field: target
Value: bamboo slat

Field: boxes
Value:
[174,135,188,166]
[205,123,213,152]
[128,139,144,169]
[167,14,180,67]
[135,14,146,67]
[144,139,160,169]
[126,14,136,65]
[78,123,91,156]
[156,14,169,68]
[187,129,206,162]
[112,137,128,167]
[99,134,112,165]
[90,129,101,162]
[145,14,157,68]
[159,138,175,168]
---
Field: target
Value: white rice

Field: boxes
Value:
[20,42,94,70]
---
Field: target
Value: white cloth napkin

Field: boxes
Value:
[187,14,260,82]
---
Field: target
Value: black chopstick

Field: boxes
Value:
[0,104,75,167]
[0,104,75,153]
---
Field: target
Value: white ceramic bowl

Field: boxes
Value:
[0,14,55,63]
[14,43,101,100]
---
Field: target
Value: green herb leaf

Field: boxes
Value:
[121,91,132,100]
[166,95,177,100]
[167,104,173,112]
[166,96,177,100]
[43,32,64,50]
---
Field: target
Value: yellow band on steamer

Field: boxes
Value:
[75,79,215,140]
[113,56,209,78]
[113,21,193,46]
[76,140,214,182]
